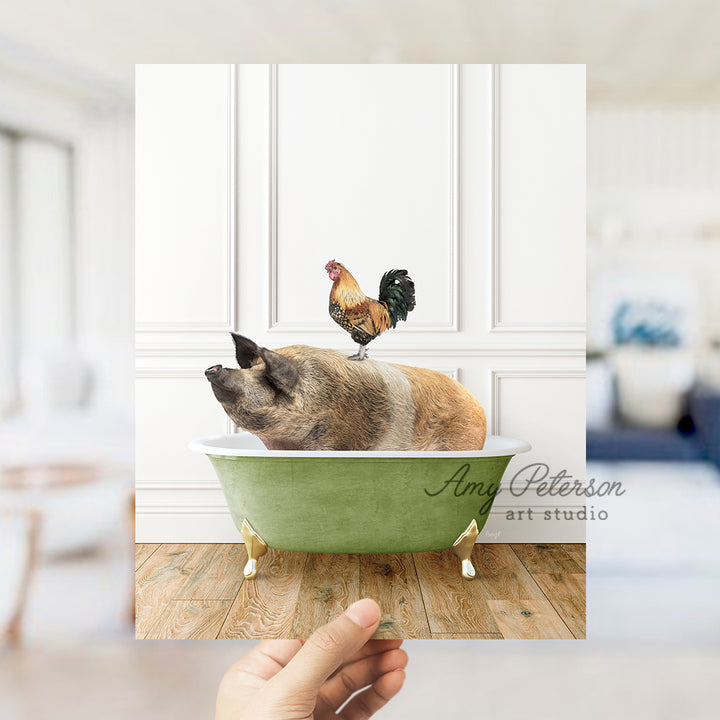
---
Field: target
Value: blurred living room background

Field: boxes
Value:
[2,1,720,718]
[0,28,134,646]
[586,103,720,640]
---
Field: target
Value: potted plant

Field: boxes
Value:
[612,300,694,427]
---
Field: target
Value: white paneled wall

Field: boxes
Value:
[271,64,455,331]
[495,65,585,331]
[135,64,233,332]
[136,64,586,543]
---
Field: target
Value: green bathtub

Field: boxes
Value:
[189,433,530,579]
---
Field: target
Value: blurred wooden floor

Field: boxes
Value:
[135,543,585,640]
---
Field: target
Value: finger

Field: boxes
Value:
[216,640,304,720]
[226,640,303,686]
[330,638,404,675]
[319,648,408,711]
[339,669,406,720]
[252,639,304,670]
[271,599,381,697]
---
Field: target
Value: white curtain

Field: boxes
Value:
[0,131,74,417]
[0,132,15,415]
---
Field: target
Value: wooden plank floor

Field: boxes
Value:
[136,543,585,640]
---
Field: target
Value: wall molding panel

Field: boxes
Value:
[136,345,586,359]
[489,64,586,335]
[490,369,586,436]
[136,64,237,342]
[266,63,459,334]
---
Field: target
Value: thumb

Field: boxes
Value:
[271,599,381,697]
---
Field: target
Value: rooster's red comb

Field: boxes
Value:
[324,259,336,272]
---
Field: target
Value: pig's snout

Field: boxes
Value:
[205,364,223,379]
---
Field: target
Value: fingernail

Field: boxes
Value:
[345,599,380,628]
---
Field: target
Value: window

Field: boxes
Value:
[0,129,74,416]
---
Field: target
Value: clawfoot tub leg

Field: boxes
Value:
[452,519,479,579]
[241,519,268,579]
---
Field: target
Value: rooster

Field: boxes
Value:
[325,259,416,360]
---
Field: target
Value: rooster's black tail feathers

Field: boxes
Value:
[378,269,416,328]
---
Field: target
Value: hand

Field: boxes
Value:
[215,598,407,719]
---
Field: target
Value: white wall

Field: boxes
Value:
[136,64,586,543]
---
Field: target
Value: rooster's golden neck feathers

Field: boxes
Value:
[326,261,362,301]
[331,268,365,305]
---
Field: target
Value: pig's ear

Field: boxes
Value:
[259,348,299,395]
[231,332,260,369]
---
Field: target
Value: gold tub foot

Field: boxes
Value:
[452,519,479,579]
[241,519,268,579]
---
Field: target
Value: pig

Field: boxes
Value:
[204,333,487,451]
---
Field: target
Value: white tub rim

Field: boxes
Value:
[189,432,531,459]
